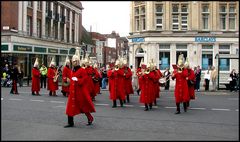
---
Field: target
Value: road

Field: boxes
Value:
[1,86,239,140]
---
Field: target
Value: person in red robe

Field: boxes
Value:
[93,63,101,96]
[62,56,71,97]
[139,63,156,111]
[153,66,162,105]
[64,47,95,128]
[47,57,58,96]
[136,59,145,96]
[108,59,126,108]
[122,59,134,103]
[184,58,196,108]
[32,58,41,96]
[83,58,96,101]
[171,54,190,114]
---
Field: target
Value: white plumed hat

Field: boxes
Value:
[34,58,39,67]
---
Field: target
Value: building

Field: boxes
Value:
[128,1,239,83]
[1,1,83,78]
[118,37,130,65]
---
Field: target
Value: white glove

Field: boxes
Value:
[72,77,78,81]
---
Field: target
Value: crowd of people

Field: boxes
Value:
[1,47,239,127]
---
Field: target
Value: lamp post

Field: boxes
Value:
[215,53,220,90]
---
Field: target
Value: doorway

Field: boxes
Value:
[135,57,143,68]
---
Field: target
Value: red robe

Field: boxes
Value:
[172,69,190,103]
[85,66,96,98]
[66,66,96,117]
[32,67,40,92]
[47,67,58,91]
[62,66,71,93]
[124,66,134,95]
[139,72,156,104]
[93,68,100,94]
[153,70,162,98]
[136,67,143,90]
[107,68,126,100]
[187,68,195,100]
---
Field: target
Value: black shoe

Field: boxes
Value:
[32,93,35,95]
[86,121,93,126]
[112,105,117,108]
[64,124,74,128]
[175,111,181,114]
[144,108,149,111]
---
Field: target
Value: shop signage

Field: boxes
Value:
[60,49,68,54]
[13,45,32,52]
[48,48,58,53]
[132,37,145,42]
[35,47,46,53]
[1,45,8,51]
[195,37,216,42]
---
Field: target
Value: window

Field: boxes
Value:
[155,4,163,30]
[156,4,163,13]
[54,22,58,39]
[45,19,51,37]
[46,2,50,13]
[141,7,145,14]
[135,8,139,15]
[27,16,32,36]
[28,1,33,7]
[60,23,64,41]
[142,17,146,30]
[219,45,230,71]
[37,1,41,11]
[66,28,69,42]
[72,11,75,23]
[136,17,139,31]
[202,52,213,70]
[172,3,188,31]
[176,51,187,64]
[202,5,209,30]
[37,19,41,38]
[159,52,170,70]
[229,5,236,30]
[72,29,75,43]
[220,14,226,30]
[67,9,70,21]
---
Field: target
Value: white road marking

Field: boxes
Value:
[124,104,134,107]
[227,98,239,100]
[211,108,230,111]
[236,109,238,111]
[9,98,22,101]
[189,107,206,110]
[53,105,65,108]
[50,101,65,104]
[1,98,3,101]
[164,106,176,109]
[30,99,45,102]
[95,103,109,106]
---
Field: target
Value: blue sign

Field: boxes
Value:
[132,38,145,42]
[195,37,216,42]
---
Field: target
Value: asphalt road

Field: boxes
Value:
[1,86,239,140]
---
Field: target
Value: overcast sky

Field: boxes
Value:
[81,1,130,37]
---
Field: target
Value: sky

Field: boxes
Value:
[81,1,130,37]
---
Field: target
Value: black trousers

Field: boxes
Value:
[41,75,47,88]
[205,79,209,91]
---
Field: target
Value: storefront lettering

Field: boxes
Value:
[195,37,216,42]
[13,45,32,52]
[48,49,58,53]
[132,38,145,42]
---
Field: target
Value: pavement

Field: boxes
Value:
[1,84,239,140]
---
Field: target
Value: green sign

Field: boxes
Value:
[1,45,8,51]
[60,49,68,54]
[69,48,76,54]
[13,45,32,52]
[48,48,58,53]
[35,47,47,53]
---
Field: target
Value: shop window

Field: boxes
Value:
[159,52,170,70]
[176,51,187,64]
[202,51,213,70]
[219,45,230,71]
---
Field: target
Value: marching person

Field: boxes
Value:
[64,47,95,128]
[163,68,171,90]
[123,58,134,103]
[62,56,71,97]
[31,58,41,96]
[47,57,58,96]
[184,58,195,108]
[93,63,101,96]
[40,64,48,88]
[139,63,155,111]
[171,54,190,114]
[153,64,162,106]
[136,59,144,96]
[107,59,126,108]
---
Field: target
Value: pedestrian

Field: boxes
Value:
[139,62,155,111]
[18,67,24,87]
[184,58,195,108]
[61,56,71,97]
[32,58,41,96]
[229,69,237,92]
[47,57,58,96]
[171,54,189,114]
[64,47,95,128]
[40,64,48,88]
[10,64,19,95]
[195,65,201,91]
[204,66,211,91]
[101,67,107,89]
[107,59,126,108]
[210,66,218,91]
[163,67,171,90]
[136,59,144,96]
